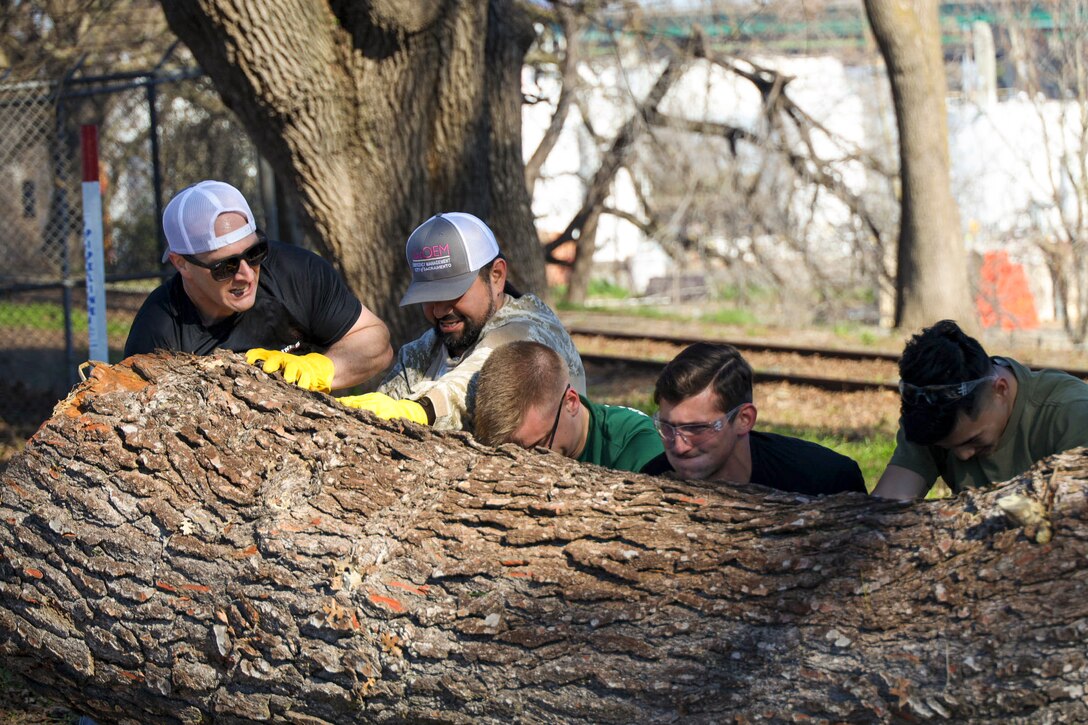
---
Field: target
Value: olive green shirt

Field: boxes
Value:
[889,357,1088,492]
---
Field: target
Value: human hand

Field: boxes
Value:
[336,392,429,425]
[245,349,335,393]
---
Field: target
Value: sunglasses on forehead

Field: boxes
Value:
[898,374,996,406]
[182,232,269,281]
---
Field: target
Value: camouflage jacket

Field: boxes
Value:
[378,293,586,432]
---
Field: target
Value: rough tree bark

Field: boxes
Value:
[863,0,979,332]
[2,353,1087,723]
[160,1,544,343]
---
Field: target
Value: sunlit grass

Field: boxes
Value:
[0,301,130,337]
[553,287,892,343]
[587,278,630,299]
[557,298,761,327]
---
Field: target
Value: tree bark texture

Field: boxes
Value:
[2,353,1088,723]
[863,0,978,332]
[160,1,543,343]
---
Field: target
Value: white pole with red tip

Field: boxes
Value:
[80,124,108,364]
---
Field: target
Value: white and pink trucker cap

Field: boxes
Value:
[161,180,256,262]
[399,212,500,306]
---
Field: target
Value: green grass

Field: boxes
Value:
[558,299,761,327]
[587,278,630,299]
[700,308,759,326]
[714,283,773,304]
[615,392,658,416]
[831,322,879,347]
[549,278,631,302]
[834,285,878,306]
[0,301,130,337]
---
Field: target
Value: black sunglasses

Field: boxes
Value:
[183,232,269,281]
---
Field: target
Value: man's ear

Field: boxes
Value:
[564,383,580,413]
[167,252,188,276]
[489,257,507,292]
[734,403,758,434]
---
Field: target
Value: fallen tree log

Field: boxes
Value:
[0,351,1086,723]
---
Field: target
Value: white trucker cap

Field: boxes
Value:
[161,180,256,262]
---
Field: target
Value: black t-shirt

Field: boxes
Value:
[749,430,866,495]
[640,452,674,476]
[124,241,362,357]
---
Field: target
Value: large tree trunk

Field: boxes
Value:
[864,0,978,332]
[2,354,1087,721]
[160,1,543,344]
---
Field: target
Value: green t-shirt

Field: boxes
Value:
[576,396,665,474]
[889,357,1088,492]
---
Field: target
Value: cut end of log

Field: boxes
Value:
[52,357,154,421]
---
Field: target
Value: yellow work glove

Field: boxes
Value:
[245,349,335,393]
[337,392,429,425]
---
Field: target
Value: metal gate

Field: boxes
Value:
[0,67,264,443]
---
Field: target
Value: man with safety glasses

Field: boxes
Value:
[873,319,1088,500]
[654,342,865,494]
[473,341,669,474]
[124,180,392,392]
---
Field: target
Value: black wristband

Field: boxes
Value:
[418,397,436,425]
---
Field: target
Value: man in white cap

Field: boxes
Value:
[124,180,392,392]
[338,212,584,431]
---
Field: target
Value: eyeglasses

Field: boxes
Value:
[544,383,572,449]
[183,233,269,281]
[653,403,744,446]
[898,375,996,406]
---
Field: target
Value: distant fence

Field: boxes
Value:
[0,68,264,441]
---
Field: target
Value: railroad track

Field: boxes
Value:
[569,325,899,363]
[579,353,899,393]
[571,325,1088,393]
[571,325,900,393]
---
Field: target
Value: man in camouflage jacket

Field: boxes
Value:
[338,213,584,432]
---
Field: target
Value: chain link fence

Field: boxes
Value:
[0,69,265,449]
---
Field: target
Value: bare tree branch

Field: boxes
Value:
[525,2,584,196]
[543,31,703,260]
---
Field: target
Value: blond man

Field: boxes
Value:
[475,341,668,474]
